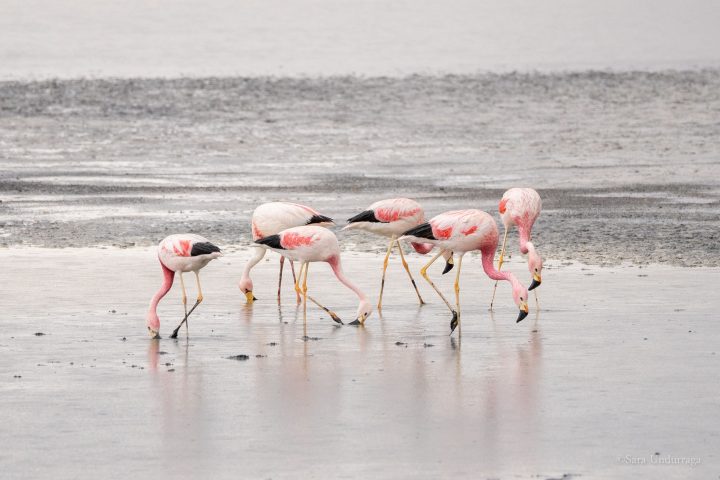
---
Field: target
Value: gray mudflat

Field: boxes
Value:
[1,249,717,479]
[1,72,719,266]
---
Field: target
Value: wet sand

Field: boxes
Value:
[2,72,719,266]
[1,248,718,479]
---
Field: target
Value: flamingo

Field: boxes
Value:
[255,225,372,325]
[343,197,437,310]
[401,209,530,335]
[146,234,222,339]
[238,202,333,304]
[490,188,543,310]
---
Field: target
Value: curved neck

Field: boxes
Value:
[240,246,267,282]
[149,261,175,314]
[516,219,534,254]
[328,256,367,302]
[481,247,513,282]
[525,241,536,258]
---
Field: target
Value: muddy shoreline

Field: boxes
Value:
[1,72,719,266]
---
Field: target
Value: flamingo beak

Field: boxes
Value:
[245,291,257,303]
[147,327,160,339]
[442,257,454,274]
[349,312,369,326]
[528,273,542,291]
[449,311,459,334]
[517,301,529,323]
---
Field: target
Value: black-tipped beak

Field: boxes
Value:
[442,260,454,274]
[449,311,458,334]
[516,309,529,323]
[528,273,541,291]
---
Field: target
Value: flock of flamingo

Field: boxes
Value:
[146,188,543,339]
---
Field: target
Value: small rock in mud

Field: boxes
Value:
[121,337,127,341]
[423,343,434,348]
[167,368,175,372]
[302,336,321,341]
[34,332,45,336]
[267,342,278,346]
[395,341,407,346]
[255,354,267,358]
[227,355,250,361]
[158,351,168,355]
[14,375,21,378]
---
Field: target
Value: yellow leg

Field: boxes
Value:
[489,227,509,311]
[179,272,188,318]
[170,271,203,339]
[294,262,305,298]
[452,255,464,335]
[396,240,425,305]
[419,249,455,314]
[299,263,342,324]
[377,236,395,311]
[289,259,301,305]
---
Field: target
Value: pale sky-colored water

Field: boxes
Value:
[1,0,719,79]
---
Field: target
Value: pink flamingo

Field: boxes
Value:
[238,202,333,304]
[343,197,436,310]
[401,209,530,335]
[490,188,543,310]
[146,234,222,339]
[255,225,372,325]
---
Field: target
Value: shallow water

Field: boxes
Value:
[1,248,717,479]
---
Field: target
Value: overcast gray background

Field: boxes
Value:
[1,0,719,79]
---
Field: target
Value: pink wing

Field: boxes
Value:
[280,231,317,249]
[371,198,422,223]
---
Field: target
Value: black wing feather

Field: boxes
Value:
[402,222,436,240]
[307,214,334,225]
[191,241,221,256]
[255,234,284,250]
[347,210,381,223]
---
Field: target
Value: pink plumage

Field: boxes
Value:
[344,197,431,309]
[401,209,530,332]
[256,226,372,325]
[147,234,222,338]
[497,188,543,293]
[239,202,333,303]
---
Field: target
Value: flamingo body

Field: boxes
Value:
[498,188,543,288]
[401,209,530,326]
[256,226,372,324]
[147,234,221,338]
[239,202,333,301]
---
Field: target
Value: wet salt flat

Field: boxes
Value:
[2,248,718,479]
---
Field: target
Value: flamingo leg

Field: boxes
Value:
[171,272,203,339]
[297,261,342,324]
[489,227,509,311]
[534,289,539,310]
[377,235,396,311]
[419,249,457,319]
[278,256,286,304]
[179,272,188,319]
[396,240,425,305]
[290,259,301,305]
[451,255,464,335]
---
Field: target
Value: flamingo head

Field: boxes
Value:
[526,242,542,290]
[238,278,256,303]
[511,278,530,323]
[146,311,160,339]
[354,298,373,325]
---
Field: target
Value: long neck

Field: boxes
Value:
[149,261,175,315]
[517,220,534,254]
[525,241,537,259]
[240,246,267,283]
[481,247,513,282]
[328,256,367,302]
